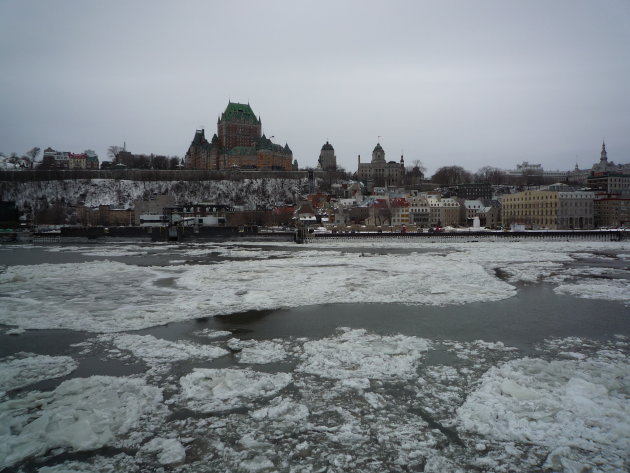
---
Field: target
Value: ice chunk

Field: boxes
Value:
[297,328,431,380]
[141,437,186,465]
[250,396,309,423]
[457,356,630,463]
[239,455,275,472]
[555,279,630,306]
[227,338,288,364]
[101,334,228,365]
[179,368,292,413]
[0,353,78,397]
[0,376,165,470]
[193,329,233,339]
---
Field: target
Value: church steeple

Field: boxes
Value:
[600,141,608,162]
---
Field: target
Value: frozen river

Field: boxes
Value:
[0,239,629,472]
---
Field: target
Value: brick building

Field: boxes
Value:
[185,102,293,171]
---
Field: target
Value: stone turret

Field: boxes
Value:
[371,143,385,163]
[318,141,337,171]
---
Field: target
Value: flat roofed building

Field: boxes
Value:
[501,189,594,229]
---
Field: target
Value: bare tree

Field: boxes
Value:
[107,145,123,160]
[475,166,506,185]
[169,156,181,169]
[431,166,473,185]
[26,147,41,163]
[411,159,427,174]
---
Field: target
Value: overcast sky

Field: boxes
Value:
[1,0,629,175]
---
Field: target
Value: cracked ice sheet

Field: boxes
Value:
[0,249,514,333]
[98,334,228,366]
[457,354,630,471]
[178,368,292,413]
[227,338,289,364]
[2,240,628,333]
[0,353,78,397]
[555,279,630,306]
[0,376,166,471]
[0,260,188,332]
[297,327,432,380]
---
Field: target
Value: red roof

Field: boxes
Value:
[390,198,410,208]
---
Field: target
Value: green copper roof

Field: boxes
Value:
[221,102,260,124]
[228,146,257,155]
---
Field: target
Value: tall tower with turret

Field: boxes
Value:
[217,102,262,150]
[318,141,337,171]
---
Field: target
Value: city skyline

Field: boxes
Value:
[1,0,629,175]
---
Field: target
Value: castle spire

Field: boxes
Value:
[601,140,608,162]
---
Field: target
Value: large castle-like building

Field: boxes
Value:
[185,102,294,170]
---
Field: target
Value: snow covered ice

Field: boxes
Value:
[0,239,628,471]
[0,353,77,397]
[0,375,166,470]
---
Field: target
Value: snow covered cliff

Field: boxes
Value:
[0,178,310,210]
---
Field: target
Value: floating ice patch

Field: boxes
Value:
[5,327,25,335]
[0,353,78,397]
[140,437,186,465]
[0,376,165,470]
[554,279,630,306]
[179,368,292,413]
[497,261,564,283]
[2,240,627,333]
[297,328,431,380]
[0,261,188,332]
[227,338,288,364]
[193,329,233,339]
[457,356,630,467]
[177,249,516,316]
[250,396,309,423]
[100,334,228,365]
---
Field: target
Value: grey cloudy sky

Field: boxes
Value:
[1,0,629,175]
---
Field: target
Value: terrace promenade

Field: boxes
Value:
[302,230,628,243]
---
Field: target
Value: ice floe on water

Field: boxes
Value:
[227,338,289,364]
[179,368,292,413]
[555,279,630,305]
[1,240,628,333]
[0,260,189,332]
[139,436,186,465]
[457,354,630,471]
[0,353,77,397]
[0,327,628,472]
[98,333,228,366]
[193,328,233,339]
[297,327,431,380]
[0,376,165,470]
